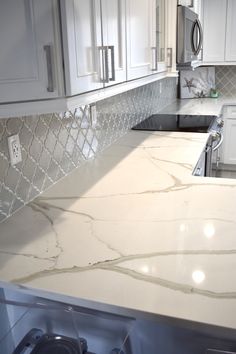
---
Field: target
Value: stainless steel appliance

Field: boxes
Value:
[1,287,236,354]
[205,123,224,177]
[132,114,224,177]
[193,128,224,178]
[177,6,203,67]
[0,290,133,354]
[13,329,90,354]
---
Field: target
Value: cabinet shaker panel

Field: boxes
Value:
[61,0,103,95]
[0,0,61,103]
[225,0,236,61]
[126,0,153,80]
[202,0,227,62]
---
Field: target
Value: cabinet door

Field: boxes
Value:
[202,0,227,62]
[177,0,202,16]
[150,0,167,73]
[126,0,152,80]
[61,0,103,96]
[165,0,177,73]
[225,0,236,61]
[0,0,61,103]
[222,119,236,165]
[101,0,126,86]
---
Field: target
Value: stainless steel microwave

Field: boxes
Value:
[177,6,203,65]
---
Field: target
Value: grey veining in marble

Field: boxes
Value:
[1,130,236,329]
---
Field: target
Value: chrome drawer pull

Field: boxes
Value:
[44,45,54,92]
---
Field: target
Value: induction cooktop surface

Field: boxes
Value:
[132,114,217,133]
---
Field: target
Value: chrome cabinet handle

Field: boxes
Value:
[44,45,54,92]
[108,46,115,81]
[104,46,109,83]
[99,46,115,83]
[98,47,105,83]
[151,47,158,71]
[99,46,109,83]
[167,48,173,68]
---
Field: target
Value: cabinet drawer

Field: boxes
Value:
[223,105,236,119]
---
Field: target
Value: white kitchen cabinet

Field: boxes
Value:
[150,0,167,73]
[61,0,126,96]
[0,0,176,112]
[0,0,62,103]
[166,0,177,74]
[225,0,236,61]
[178,0,192,6]
[126,0,153,80]
[193,0,202,21]
[222,119,236,165]
[101,0,126,87]
[221,107,236,165]
[178,0,200,14]
[202,0,236,64]
[202,0,227,62]
[177,0,202,19]
[60,0,103,95]
[126,0,169,80]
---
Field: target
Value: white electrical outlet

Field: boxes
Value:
[8,134,22,166]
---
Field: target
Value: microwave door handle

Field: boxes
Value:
[195,19,203,56]
[191,20,198,54]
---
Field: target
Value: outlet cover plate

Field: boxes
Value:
[8,134,22,166]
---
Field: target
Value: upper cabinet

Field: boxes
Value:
[61,0,126,96]
[202,0,236,64]
[0,0,62,103]
[60,0,103,95]
[166,0,177,74]
[101,0,127,87]
[150,0,167,73]
[177,0,202,18]
[126,0,153,80]
[225,0,236,61]
[0,0,177,108]
[202,0,227,62]
[126,0,169,81]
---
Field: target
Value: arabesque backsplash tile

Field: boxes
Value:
[0,78,177,222]
[215,66,236,97]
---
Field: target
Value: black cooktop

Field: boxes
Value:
[132,114,217,133]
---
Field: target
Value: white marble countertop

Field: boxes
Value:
[1,128,236,330]
[159,97,236,116]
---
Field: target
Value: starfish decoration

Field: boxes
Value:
[182,78,197,93]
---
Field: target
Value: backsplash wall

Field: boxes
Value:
[215,66,236,97]
[0,77,177,222]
